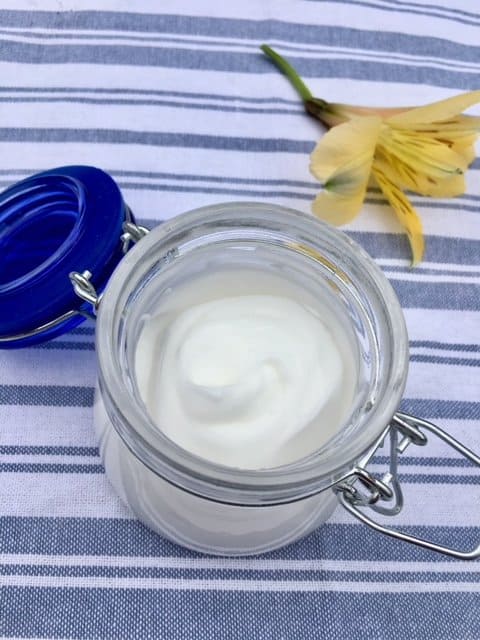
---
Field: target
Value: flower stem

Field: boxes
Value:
[260,45,313,102]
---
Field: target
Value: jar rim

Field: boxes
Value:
[96,202,409,505]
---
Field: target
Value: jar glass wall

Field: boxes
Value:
[94,203,409,555]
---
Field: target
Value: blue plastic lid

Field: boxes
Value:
[0,166,130,348]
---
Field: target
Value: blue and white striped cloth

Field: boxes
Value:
[0,2,479,638]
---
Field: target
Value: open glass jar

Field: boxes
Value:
[1,166,479,559]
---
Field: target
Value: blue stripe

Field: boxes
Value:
[411,341,480,353]
[0,445,98,455]
[411,355,480,367]
[0,11,477,62]
[1,17,479,54]
[0,385,94,407]
[0,179,316,201]
[2,167,480,195]
[0,446,469,469]
[0,87,301,106]
[2,463,476,485]
[0,463,104,473]
[2,587,478,640]
[305,0,480,27]
[349,232,480,266]
[390,280,480,311]
[400,399,480,420]
[0,43,476,88]
[359,0,480,23]
[0,384,478,419]
[0,127,313,153]
[0,95,304,116]
[70,326,95,336]
[0,168,316,189]
[2,517,479,562]
[118,182,480,216]
[365,196,480,214]
[122,162,480,176]
[387,265,480,278]
[0,171,313,199]
[28,340,97,352]
[107,181,315,201]
[373,455,474,469]
[110,183,480,215]
[35,341,95,352]
[400,473,480,485]
[371,0,479,21]
[0,28,478,73]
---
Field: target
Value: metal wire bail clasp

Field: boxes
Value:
[70,221,149,318]
[337,412,480,560]
[121,220,149,253]
[69,270,101,318]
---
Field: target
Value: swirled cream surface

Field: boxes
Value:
[135,270,357,469]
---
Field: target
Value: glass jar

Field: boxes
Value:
[0,168,478,559]
[92,202,479,558]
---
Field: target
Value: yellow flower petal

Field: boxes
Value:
[309,116,381,223]
[422,173,466,198]
[330,103,411,120]
[423,129,479,167]
[311,186,365,224]
[314,101,409,126]
[372,162,424,265]
[375,149,466,197]
[310,116,382,181]
[401,115,480,134]
[387,90,480,126]
[451,139,477,166]
[379,127,470,178]
[416,173,466,198]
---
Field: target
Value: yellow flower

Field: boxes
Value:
[261,45,480,265]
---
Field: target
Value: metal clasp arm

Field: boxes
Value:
[70,270,101,315]
[70,221,149,317]
[338,413,480,560]
[121,221,149,253]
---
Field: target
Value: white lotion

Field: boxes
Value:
[135,272,356,469]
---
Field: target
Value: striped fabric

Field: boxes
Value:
[0,1,479,638]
